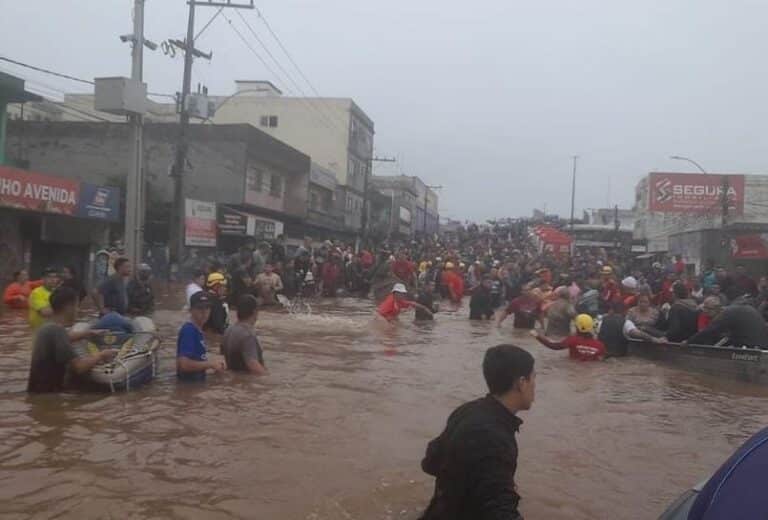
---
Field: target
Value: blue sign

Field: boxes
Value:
[77,183,120,221]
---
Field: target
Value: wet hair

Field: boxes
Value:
[673,281,689,300]
[50,286,78,312]
[12,270,23,281]
[611,301,626,314]
[237,294,259,321]
[483,344,535,396]
[114,257,130,272]
[193,269,206,280]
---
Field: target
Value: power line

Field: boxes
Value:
[0,55,175,99]
[235,10,344,134]
[195,6,224,40]
[254,8,350,131]
[222,13,343,136]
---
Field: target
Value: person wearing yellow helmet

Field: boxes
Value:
[531,313,606,361]
[203,271,230,341]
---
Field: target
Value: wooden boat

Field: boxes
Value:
[628,339,768,384]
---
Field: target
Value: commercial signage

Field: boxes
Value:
[648,172,745,214]
[399,206,411,223]
[731,235,768,259]
[247,217,283,240]
[218,206,248,236]
[0,165,80,215]
[77,183,120,221]
[185,199,217,247]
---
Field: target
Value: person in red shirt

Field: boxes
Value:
[3,270,43,309]
[532,314,606,361]
[391,252,416,287]
[497,287,544,329]
[377,283,433,322]
[359,250,374,270]
[674,255,686,275]
[599,266,620,313]
[441,262,464,303]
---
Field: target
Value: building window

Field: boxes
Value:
[310,192,318,210]
[270,174,282,197]
[255,170,264,192]
[260,115,279,128]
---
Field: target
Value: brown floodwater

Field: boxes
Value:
[1,291,768,520]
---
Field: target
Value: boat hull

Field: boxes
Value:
[628,340,768,384]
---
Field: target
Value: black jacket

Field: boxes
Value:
[469,287,495,320]
[420,396,524,520]
[688,305,768,348]
[665,299,699,342]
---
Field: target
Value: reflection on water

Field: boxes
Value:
[2,298,768,519]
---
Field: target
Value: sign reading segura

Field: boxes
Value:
[648,172,745,214]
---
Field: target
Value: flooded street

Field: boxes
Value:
[2,294,768,520]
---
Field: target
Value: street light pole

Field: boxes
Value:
[125,0,147,269]
[670,155,708,174]
[569,155,578,230]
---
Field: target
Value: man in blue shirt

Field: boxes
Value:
[177,292,226,382]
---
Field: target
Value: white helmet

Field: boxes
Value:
[392,283,408,294]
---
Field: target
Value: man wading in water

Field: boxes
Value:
[419,344,535,519]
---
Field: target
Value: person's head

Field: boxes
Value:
[610,301,626,315]
[137,263,152,281]
[392,283,408,300]
[41,267,60,290]
[482,344,536,411]
[114,257,132,277]
[61,265,76,281]
[711,283,721,295]
[621,276,638,294]
[189,291,212,325]
[701,296,724,319]
[50,286,79,325]
[13,269,28,284]
[716,267,728,280]
[239,246,252,262]
[637,293,652,311]
[481,275,493,290]
[236,294,259,323]
[207,272,227,297]
[192,270,206,287]
[600,266,613,278]
[574,314,595,336]
[264,263,274,275]
[672,281,689,301]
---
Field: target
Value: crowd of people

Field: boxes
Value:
[6,222,768,518]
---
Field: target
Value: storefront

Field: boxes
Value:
[0,165,120,288]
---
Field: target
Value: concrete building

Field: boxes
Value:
[370,175,440,238]
[633,172,768,272]
[4,121,311,275]
[1,72,41,166]
[306,162,346,238]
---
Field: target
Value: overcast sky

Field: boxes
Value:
[3,1,768,221]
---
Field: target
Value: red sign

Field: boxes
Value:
[731,235,768,259]
[184,199,217,247]
[0,165,80,215]
[648,172,744,214]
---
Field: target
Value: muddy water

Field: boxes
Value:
[1,296,768,520]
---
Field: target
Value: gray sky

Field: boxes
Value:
[3,0,768,221]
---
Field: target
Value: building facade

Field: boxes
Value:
[633,171,768,271]
[370,175,440,238]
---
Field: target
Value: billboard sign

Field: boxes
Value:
[648,172,744,214]
[0,165,80,215]
[77,183,120,221]
[218,206,248,236]
[731,234,768,259]
[185,199,217,247]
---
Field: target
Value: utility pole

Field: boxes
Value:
[170,0,253,275]
[721,175,730,227]
[569,155,578,230]
[423,184,443,235]
[360,155,396,244]
[125,0,147,269]
[613,204,619,250]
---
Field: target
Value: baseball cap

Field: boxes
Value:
[190,291,212,309]
[392,283,408,294]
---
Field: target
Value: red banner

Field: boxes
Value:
[648,172,744,214]
[731,235,768,259]
[0,166,80,215]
